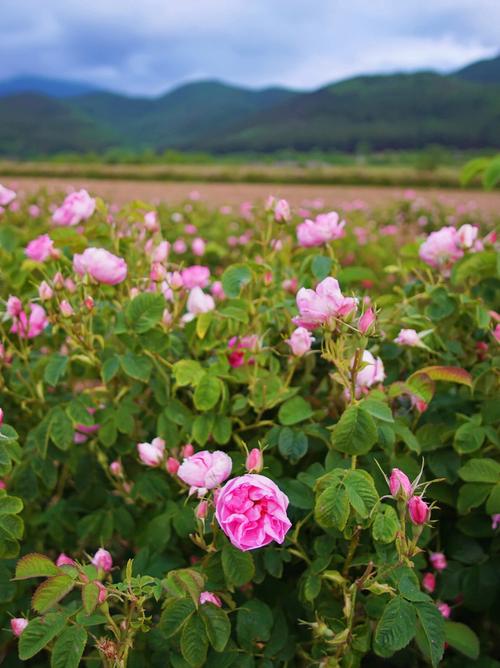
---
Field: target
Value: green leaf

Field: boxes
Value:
[222,544,255,588]
[315,474,350,530]
[394,422,421,453]
[372,505,399,543]
[0,495,23,516]
[278,428,308,463]
[330,405,377,455]
[44,354,68,387]
[15,553,60,580]
[192,413,215,446]
[236,600,273,651]
[181,613,209,667]
[278,396,313,426]
[200,604,231,652]
[120,353,153,382]
[50,626,87,668]
[221,264,252,298]
[360,398,394,423]
[160,597,196,638]
[212,416,232,445]
[194,375,222,411]
[165,569,206,605]
[486,483,500,514]
[413,601,445,668]
[125,292,165,333]
[374,596,417,656]
[408,366,472,388]
[50,409,74,451]
[66,400,93,426]
[457,483,491,514]
[344,469,378,518]
[458,458,500,483]
[311,255,332,280]
[173,360,205,387]
[444,621,480,660]
[32,575,74,613]
[19,612,67,660]
[101,356,120,383]
[82,582,99,614]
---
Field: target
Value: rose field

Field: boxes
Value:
[0,182,499,667]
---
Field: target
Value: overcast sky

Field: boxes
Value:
[0,1,498,96]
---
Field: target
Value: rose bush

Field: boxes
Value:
[0,185,498,667]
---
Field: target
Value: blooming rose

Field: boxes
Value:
[73,248,127,285]
[186,287,215,316]
[294,277,357,329]
[419,226,463,271]
[297,212,345,247]
[10,304,48,339]
[457,224,478,249]
[181,265,210,289]
[137,437,165,467]
[429,552,447,571]
[25,234,57,262]
[394,328,422,347]
[178,450,232,496]
[286,327,314,356]
[408,495,430,525]
[389,468,412,499]
[0,184,16,206]
[215,474,291,551]
[199,591,222,606]
[92,548,113,572]
[353,350,385,395]
[52,189,95,226]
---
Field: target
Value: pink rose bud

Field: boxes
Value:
[389,468,412,499]
[39,281,53,301]
[178,451,232,496]
[173,239,187,254]
[10,618,28,637]
[6,295,22,318]
[137,438,165,467]
[96,581,108,603]
[192,237,206,256]
[199,591,222,607]
[152,240,170,263]
[287,327,314,356]
[273,198,291,222]
[358,308,376,334]
[166,457,180,475]
[60,300,74,317]
[0,407,3,426]
[422,572,436,593]
[144,211,159,231]
[211,281,225,300]
[0,479,6,490]
[92,548,113,572]
[437,601,451,618]
[150,262,166,282]
[168,271,184,290]
[245,448,264,473]
[65,278,76,293]
[196,500,209,519]
[492,514,500,530]
[408,496,430,525]
[429,552,447,572]
[53,272,65,289]
[84,296,95,311]
[182,443,194,458]
[56,553,76,567]
[109,461,122,476]
[394,328,422,347]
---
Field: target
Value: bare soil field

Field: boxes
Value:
[7,176,500,213]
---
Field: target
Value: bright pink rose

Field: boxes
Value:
[56,553,76,567]
[52,189,95,226]
[394,328,422,347]
[429,552,447,572]
[181,265,210,289]
[186,287,215,316]
[246,448,264,473]
[92,548,113,572]
[199,591,222,606]
[0,184,16,206]
[389,468,412,499]
[6,296,23,318]
[178,450,232,496]
[286,327,314,356]
[215,474,291,551]
[358,308,376,335]
[437,602,451,618]
[166,456,180,475]
[294,277,357,329]
[182,443,194,458]
[25,234,57,262]
[73,247,127,285]
[419,226,463,271]
[10,618,28,637]
[228,335,259,368]
[408,496,430,525]
[10,304,48,339]
[137,437,165,467]
[422,572,436,593]
[297,212,345,247]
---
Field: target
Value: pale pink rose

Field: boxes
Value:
[192,237,206,256]
[269,198,291,222]
[65,278,76,293]
[408,495,430,525]
[56,553,76,567]
[166,271,184,290]
[185,223,197,234]
[294,277,357,329]
[38,281,53,301]
[422,572,436,593]
[457,224,478,249]
[181,265,210,289]
[429,552,447,572]
[354,350,385,393]
[419,226,463,270]
[137,438,165,467]
[199,591,222,606]
[358,308,376,335]
[109,461,122,476]
[178,450,232,496]
[215,474,291,551]
[60,300,74,317]
[245,448,263,473]
[437,602,451,618]
[52,189,95,226]
[186,287,215,316]
[73,248,127,285]
[389,468,412,498]
[144,211,159,231]
[10,304,48,339]
[173,239,187,254]
[297,212,345,247]
[0,184,16,206]
[394,328,422,347]
[25,234,57,262]
[286,327,314,356]
[282,277,298,294]
[92,548,113,572]
[10,618,28,637]
[211,281,226,300]
[151,240,170,263]
[491,514,500,530]
[28,204,41,218]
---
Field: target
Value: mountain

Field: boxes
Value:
[0,76,101,99]
[455,54,500,84]
[0,55,499,157]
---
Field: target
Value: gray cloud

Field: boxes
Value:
[0,0,498,95]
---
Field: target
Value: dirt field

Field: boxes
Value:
[7,176,500,213]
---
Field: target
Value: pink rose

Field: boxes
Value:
[286,327,314,356]
[353,350,385,395]
[297,211,345,247]
[408,496,430,525]
[10,304,48,339]
[10,618,28,637]
[268,197,291,222]
[457,224,478,249]
[166,456,180,475]
[192,237,206,256]
[419,226,463,271]
[38,281,53,301]
[211,281,226,300]
[56,553,76,567]
[358,308,376,335]
[389,468,412,499]
[92,548,113,572]
[228,335,259,368]
[73,248,127,285]
[429,552,447,572]
[437,601,451,618]
[173,239,187,254]
[109,461,122,476]
[60,300,74,318]
[144,211,159,231]
[492,514,500,530]
[394,328,422,347]
[422,572,436,593]
[0,184,16,206]
[137,437,165,467]
[181,265,210,289]
[6,296,22,318]
[215,474,291,551]
[294,277,357,329]
[178,450,232,496]
[52,189,95,226]
[245,448,264,473]
[186,287,215,316]
[199,591,222,607]
[25,234,57,262]
[196,500,209,519]
[151,240,170,263]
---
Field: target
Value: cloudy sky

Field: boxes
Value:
[1,1,498,96]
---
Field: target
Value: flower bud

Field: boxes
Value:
[245,448,263,473]
[182,443,194,458]
[408,495,430,525]
[84,296,94,311]
[437,601,451,618]
[96,581,107,603]
[56,553,75,567]
[60,300,74,317]
[39,281,53,301]
[92,548,113,573]
[429,552,447,572]
[137,437,165,467]
[422,572,436,593]
[196,500,209,519]
[199,591,222,607]
[358,308,376,335]
[389,468,412,499]
[10,618,28,637]
[109,461,122,476]
[166,456,180,475]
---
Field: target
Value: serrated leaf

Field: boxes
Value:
[278,396,313,426]
[15,553,60,580]
[160,597,196,637]
[193,374,222,411]
[44,354,68,387]
[165,568,206,605]
[32,575,74,613]
[173,360,205,387]
[361,398,394,423]
[50,409,74,451]
[278,428,308,463]
[372,505,399,543]
[200,604,231,652]
[444,621,480,659]
[82,582,99,614]
[330,405,377,455]
[344,469,378,517]
[221,264,252,298]
[458,458,500,483]
[414,601,445,668]
[315,475,350,530]
[374,596,417,656]
[125,292,165,333]
[19,612,67,660]
[120,353,153,382]
[181,613,208,667]
[457,483,492,514]
[50,625,87,668]
[408,366,472,388]
[221,544,255,587]
[101,356,120,383]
